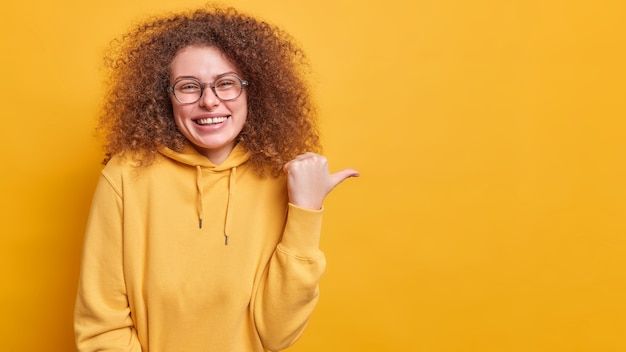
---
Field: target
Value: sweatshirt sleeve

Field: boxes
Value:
[74,173,142,352]
[253,203,327,351]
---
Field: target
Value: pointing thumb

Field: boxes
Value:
[330,168,360,189]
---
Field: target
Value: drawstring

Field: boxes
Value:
[224,166,236,245]
[196,166,204,229]
[195,165,236,246]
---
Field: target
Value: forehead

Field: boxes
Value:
[170,45,239,79]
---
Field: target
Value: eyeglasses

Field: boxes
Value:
[168,74,248,104]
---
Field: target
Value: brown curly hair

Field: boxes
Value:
[99,4,320,175]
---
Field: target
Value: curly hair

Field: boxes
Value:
[98,4,320,175]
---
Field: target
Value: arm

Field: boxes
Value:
[74,174,142,352]
[254,153,358,350]
[253,204,326,350]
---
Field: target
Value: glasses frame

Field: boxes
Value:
[168,74,248,104]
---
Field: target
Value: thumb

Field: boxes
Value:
[330,168,360,189]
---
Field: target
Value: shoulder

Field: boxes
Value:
[100,153,166,187]
[102,153,137,176]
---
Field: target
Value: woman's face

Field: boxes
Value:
[169,45,247,164]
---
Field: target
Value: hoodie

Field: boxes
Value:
[74,143,326,352]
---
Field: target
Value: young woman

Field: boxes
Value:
[74,5,358,352]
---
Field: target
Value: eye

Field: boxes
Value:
[176,81,201,92]
[215,78,237,90]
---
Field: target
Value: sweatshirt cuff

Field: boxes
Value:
[279,203,324,259]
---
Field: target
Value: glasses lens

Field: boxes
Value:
[172,76,245,104]
[173,80,202,104]
[214,76,243,101]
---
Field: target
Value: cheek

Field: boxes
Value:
[172,103,190,120]
[236,98,249,119]
[171,105,192,131]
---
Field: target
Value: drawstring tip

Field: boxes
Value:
[225,235,229,245]
[199,219,203,229]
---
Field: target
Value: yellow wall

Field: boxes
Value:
[1,0,625,351]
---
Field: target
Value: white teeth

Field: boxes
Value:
[196,116,229,125]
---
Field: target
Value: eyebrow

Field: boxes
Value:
[172,71,240,82]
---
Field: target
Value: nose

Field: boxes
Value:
[199,86,220,108]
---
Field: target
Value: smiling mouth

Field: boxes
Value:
[195,116,230,126]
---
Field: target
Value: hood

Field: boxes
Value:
[159,143,251,245]
[159,143,250,170]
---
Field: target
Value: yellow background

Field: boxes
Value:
[1,0,625,351]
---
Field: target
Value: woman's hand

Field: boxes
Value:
[283,152,360,210]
